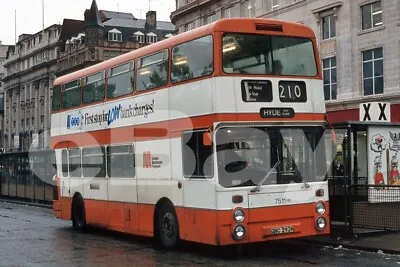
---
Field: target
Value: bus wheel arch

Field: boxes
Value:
[71,192,86,232]
[153,198,180,249]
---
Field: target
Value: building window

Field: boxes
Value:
[322,14,336,40]
[241,0,255,17]
[323,57,337,101]
[134,31,145,43]
[184,21,195,32]
[108,29,122,42]
[363,47,383,95]
[146,32,157,44]
[223,6,232,18]
[272,0,279,9]
[223,5,240,18]
[361,1,382,30]
[204,13,217,25]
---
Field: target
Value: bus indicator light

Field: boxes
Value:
[232,195,243,204]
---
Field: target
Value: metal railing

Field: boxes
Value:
[349,184,400,232]
[0,150,55,205]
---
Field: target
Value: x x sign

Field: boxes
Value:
[359,102,391,122]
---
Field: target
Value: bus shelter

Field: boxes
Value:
[327,121,400,235]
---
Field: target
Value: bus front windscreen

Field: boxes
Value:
[222,33,317,76]
[216,126,327,188]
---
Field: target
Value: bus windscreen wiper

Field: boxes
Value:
[250,160,280,193]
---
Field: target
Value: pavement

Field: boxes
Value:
[4,201,400,266]
[301,224,400,255]
[0,197,52,209]
[2,197,400,257]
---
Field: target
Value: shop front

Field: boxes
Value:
[326,102,400,235]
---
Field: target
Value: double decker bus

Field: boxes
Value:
[51,18,330,248]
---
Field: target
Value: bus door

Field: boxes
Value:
[81,146,108,227]
[106,144,137,232]
[65,147,84,204]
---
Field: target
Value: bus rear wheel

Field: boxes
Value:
[155,204,179,249]
[72,196,86,232]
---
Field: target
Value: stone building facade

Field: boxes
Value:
[170,0,400,122]
[57,0,176,76]
[2,0,175,153]
[0,42,11,150]
[2,25,61,152]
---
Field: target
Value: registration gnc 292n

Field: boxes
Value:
[51,18,330,248]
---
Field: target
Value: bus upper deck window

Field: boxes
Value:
[222,33,317,76]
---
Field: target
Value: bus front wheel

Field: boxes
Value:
[155,204,179,249]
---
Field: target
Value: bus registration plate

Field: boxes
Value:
[271,225,294,235]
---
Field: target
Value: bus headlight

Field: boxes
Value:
[233,209,245,223]
[316,216,326,231]
[316,202,326,215]
[233,224,246,240]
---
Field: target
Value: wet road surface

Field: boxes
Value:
[0,201,399,267]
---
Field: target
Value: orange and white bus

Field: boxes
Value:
[51,18,330,248]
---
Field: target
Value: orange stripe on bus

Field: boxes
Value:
[51,113,325,148]
[54,197,329,245]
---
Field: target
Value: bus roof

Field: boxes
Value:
[53,18,316,86]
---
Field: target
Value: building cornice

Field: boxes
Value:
[326,92,400,112]
[3,41,60,67]
[311,1,343,15]
[171,0,218,24]
[3,59,57,83]
[260,0,308,19]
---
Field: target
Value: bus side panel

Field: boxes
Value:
[169,79,214,123]
[181,180,217,244]
[170,137,186,241]
[136,138,174,236]
[55,149,73,221]
[60,197,72,220]
[84,199,108,227]
[172,136,219,245]
[180,207,218,245]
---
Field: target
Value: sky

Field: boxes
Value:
[0,0,176,45]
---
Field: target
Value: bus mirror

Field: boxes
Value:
[203,132,212,146]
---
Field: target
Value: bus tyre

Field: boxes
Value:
[155,204,179,249]
[72,196,86,232]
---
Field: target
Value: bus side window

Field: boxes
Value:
[136,50,168,91]
[52,85,61,111]
[62,80,81,109]
[61,149,68,177]
[182,131,213,178]
[107,61,134,99]
[83,71,105,104]
[171,35,213,83]
[82,146,106,178]
[106,145,135,178]
[68,148,82,178]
